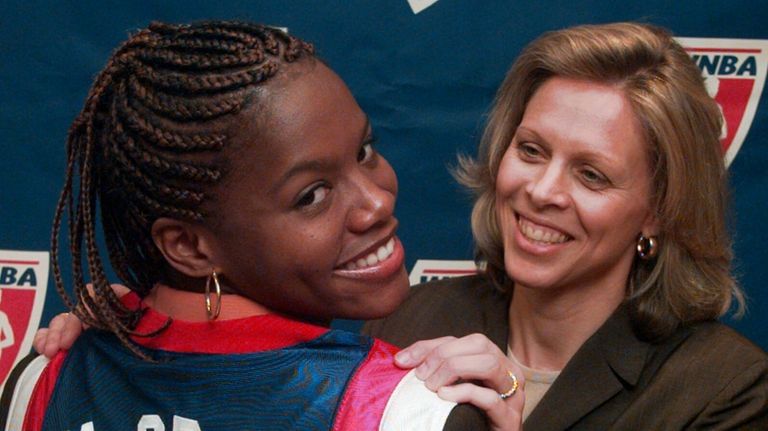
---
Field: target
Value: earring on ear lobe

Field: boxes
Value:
[205,270,222,320]
[636,235,659,260]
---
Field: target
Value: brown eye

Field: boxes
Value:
[580,168,609,189]
[296,184,330,208]
[582,170,601,182]
[357,140,376,163]
[517,143,542,159]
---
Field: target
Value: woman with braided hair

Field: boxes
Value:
[0,21,523,431]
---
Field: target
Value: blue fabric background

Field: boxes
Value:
[1,1,766,350]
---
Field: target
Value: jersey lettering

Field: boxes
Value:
[137,415,164,431]
[71,415,200,431]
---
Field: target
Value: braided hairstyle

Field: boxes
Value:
[51,21,314,357]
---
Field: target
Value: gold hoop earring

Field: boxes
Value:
[636,235,659,260]
[205,270,222,320]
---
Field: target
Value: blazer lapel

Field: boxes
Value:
[523,306,651,430]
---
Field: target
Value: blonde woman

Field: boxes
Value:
[368,22,768,430]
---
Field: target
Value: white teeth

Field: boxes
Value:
[377,246,389,261]
[345,238,396,270]
[518,218,568,244]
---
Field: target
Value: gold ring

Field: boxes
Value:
[499,370,519,400]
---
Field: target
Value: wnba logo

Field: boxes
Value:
[409,260,478,285]
[407,0,439,14]
[0,250,48,391]
[678,37,768,166]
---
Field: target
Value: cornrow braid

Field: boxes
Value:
[152,22,270,50]
[129,33,264,58]
[110,97,209,208]
[130,58,281,94]
[127,75,248,121]
[133,48,266,70]
[51,20,315,359]
[118,94,226,152]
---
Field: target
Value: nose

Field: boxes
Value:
[346,172,396,233]
[525,163,569,209]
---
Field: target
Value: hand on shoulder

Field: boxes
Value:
[33,283,130,358]
[395,334,524,431]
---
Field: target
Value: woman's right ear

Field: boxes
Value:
[151,218,218,278]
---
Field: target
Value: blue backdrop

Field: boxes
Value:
[2,1,766,361]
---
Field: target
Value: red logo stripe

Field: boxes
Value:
[685,48,762,53]
[0,260,39,265]
[422,269,477,274]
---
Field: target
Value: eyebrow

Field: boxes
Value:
[271,116,371,193]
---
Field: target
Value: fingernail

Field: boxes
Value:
[395,351,411,365]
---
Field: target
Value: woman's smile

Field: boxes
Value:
[334,235,405,280]
[516,214,571,246]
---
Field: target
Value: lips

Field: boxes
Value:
[518,217,570,244]
[342,238,395,270]
[334,236,405,280]
[515,214,573,248]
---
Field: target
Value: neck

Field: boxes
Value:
[507,279,625,371]
[145,283,272,322]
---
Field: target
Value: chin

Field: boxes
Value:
[505,262,559,291]
[357,301,403,320]
[346,278,410,320]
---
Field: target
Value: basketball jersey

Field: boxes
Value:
[2,294,457,431]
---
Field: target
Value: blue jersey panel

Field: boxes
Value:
[42,329,372,431]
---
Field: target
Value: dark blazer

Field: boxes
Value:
[364,275,768,430]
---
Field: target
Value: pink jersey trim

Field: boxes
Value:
[332,339,409,431]
[22,352,67,431]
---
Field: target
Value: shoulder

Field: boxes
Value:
[679,321,767,391]
[378,370,460,431]
[334,338,486,431]
[363,275,510,349]
[377,366,489,431]
[682,321,767,365]
[649,322,767,428]
[663,321,768,383]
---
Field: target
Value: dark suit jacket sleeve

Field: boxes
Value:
[442,405,489,431]
[687,356,768,430]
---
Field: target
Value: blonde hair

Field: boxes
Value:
[457,22,744,340]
